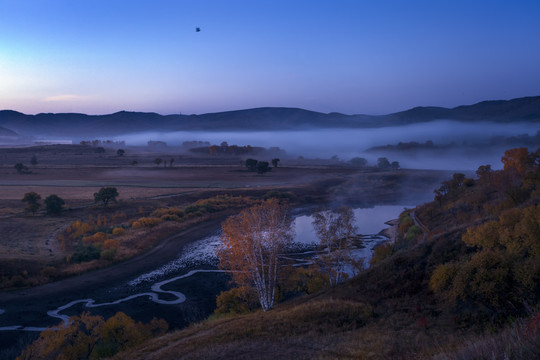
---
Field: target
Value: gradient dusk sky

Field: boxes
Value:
[1,0,539,115]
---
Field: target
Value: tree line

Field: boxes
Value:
[21,187,119,216]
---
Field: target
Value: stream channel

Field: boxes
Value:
[0,204,410,354]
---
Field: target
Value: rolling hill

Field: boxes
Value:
[1,96,539,138]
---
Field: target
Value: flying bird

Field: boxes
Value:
[196,27,201,32]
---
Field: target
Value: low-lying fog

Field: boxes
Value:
[108,120,538,171]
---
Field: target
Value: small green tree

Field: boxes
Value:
[245,158,258,171]
[349,157,368,168]
[44,194,65,215]
[14,162,29,174]
[94,187,119,207]
[116,149,125,157]
[377,157,391,169]
[154,158,163,167]
[30,155,38,166]
[256,161,271,174]
[271,158,280,168]
[22,192,41,215]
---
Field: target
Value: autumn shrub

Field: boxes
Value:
[132,217,162,229]
[41,266,57,279]
[17,312,168,360]
[83,231,108,245]
[112,227,126,236]
[370,242,394,266]
[263,190,296,202]
[429,263,458,293]
[104,239,119,249]
[191,195,254,214]
[151,207,185,220]
[288,266,328,294]
[70,243,101,263]
[100,248,116,261]
[111,211,127,222]
[405,225,422,243]
[215,287,260,315]
[184,204,203,214]
[10,275,26,287]
[65,220,93,239]
[398,212,413,236]
[161,214,183,221]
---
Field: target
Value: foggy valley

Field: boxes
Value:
[2,1,540,358]
[108,119,539,170]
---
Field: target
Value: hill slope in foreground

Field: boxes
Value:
[1,96,540,137]
[108,148,540,360]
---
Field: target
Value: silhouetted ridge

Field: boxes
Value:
[0,96,539,137]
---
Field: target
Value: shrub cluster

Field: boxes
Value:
[131,217,163,229]
[17,312,168,360]
[59,212,127,263]
[149,195,255,224]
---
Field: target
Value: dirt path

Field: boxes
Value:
[410,210,428,243]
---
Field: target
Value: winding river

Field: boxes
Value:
[0,205,409,335]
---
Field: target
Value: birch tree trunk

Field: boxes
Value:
[312,207,357,286]
[219,199,293,311]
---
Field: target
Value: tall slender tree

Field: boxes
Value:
[312,207,358,286]
[218,199,294,311]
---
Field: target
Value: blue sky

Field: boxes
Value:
[1,0,539,115]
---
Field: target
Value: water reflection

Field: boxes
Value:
[293,205,409,244]
[291,205,410,267]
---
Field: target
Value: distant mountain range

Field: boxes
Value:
[1,96,539,138]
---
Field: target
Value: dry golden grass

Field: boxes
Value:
[112,290,540,360]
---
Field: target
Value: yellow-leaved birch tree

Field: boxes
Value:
[219,199,293,311]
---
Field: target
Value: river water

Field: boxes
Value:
[0,205,410,338]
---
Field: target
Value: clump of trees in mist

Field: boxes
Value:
[80,139,125,147]
[190,141,264,156]
[14,162,30,174]
[244,158,276,174]
[346,156,399,170]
